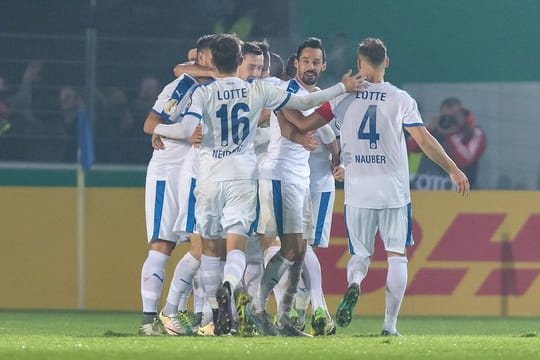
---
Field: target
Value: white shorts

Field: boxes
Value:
[257,179,314,240]
[311,191,335,248]
[144,161,182,243]
[194,180,257,240]
[173,174,197,241]
[345,203,414,257]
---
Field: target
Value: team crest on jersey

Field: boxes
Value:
[163,99,178,115]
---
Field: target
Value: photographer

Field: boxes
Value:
[408,97,486,190]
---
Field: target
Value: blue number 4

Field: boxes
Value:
[216,103,250,146]
[358,104,380,149]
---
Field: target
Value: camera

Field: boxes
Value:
[438,115,457,129]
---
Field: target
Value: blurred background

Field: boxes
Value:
[1,0,539,315]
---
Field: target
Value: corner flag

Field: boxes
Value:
[77,108,95,172]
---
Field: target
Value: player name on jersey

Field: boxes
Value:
[355,154,387,164]
[212,145,244,158]
[217,88,248,100]
[356,91,387,101]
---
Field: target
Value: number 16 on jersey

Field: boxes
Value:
[216,102,250,146]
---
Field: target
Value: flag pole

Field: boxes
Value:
[78,0,97,310]
[76,161,86,310]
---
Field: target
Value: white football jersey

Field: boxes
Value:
[317,81,423,208]
[151,74,199,165]
[184,76,291,184]
[259,79,312,186]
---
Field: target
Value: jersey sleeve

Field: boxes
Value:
[183,85,204,121]
[152,74,197,123]
[258,81,292,111]
[402,96,424,127]
[153,86,204,139]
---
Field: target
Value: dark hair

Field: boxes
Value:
[211,34,242,74]
[270,52,285,78]
[358,38,387,67]
[196,34,217,51]
[285,53,297,79]
[241,41,263,56]
[255,39,270,73]
[440,97,462,109]
[296,37,326,63]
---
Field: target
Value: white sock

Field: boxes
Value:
[141,250,169,313]
[223,249,247,292]
[193,270,204,313]
[278,260,303,318]
[177,289,191,313]
[273,269,288,309]
[254,251,293,312]
[347,254,371,287]
[202,298,213,326]
[200,255,222,309]
[294,274,310,313]
[304,245,325,309]
[163,252,200,315]
[382,256,408,333]
[243,262,263,300]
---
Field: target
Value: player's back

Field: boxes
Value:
[192,77,287,183]
[335,82,423,208]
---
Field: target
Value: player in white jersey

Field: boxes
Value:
[138,35,215,336]
[236,41,320,336]
[153,34,364,336]
[293,119,341,335]
[254,37,340,336]
[282,37,470,336]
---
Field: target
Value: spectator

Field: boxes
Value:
[55,85,83,162]
[132,75,160,124]
[408,97,486,189]
[97,87,150,164]
[1,61,65,162]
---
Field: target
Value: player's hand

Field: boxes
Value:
[340,69,366,93]
[332,164,345,182]
[450,169,470,196]
[297,131,318,151]
[151,133,165,150]
[188,124,203,147]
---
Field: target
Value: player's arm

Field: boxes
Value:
[143,111,166,150]
[153,114,200,140]
[258,109,271,126]
[278,114,318,151]
[143,111,162,134]
[283,70,363,111]
[276,103,332,133]
[173,63,217,78]
[406,125,470,196]
[318,124,340,168]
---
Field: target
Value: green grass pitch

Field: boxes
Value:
[0,310,538,359]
